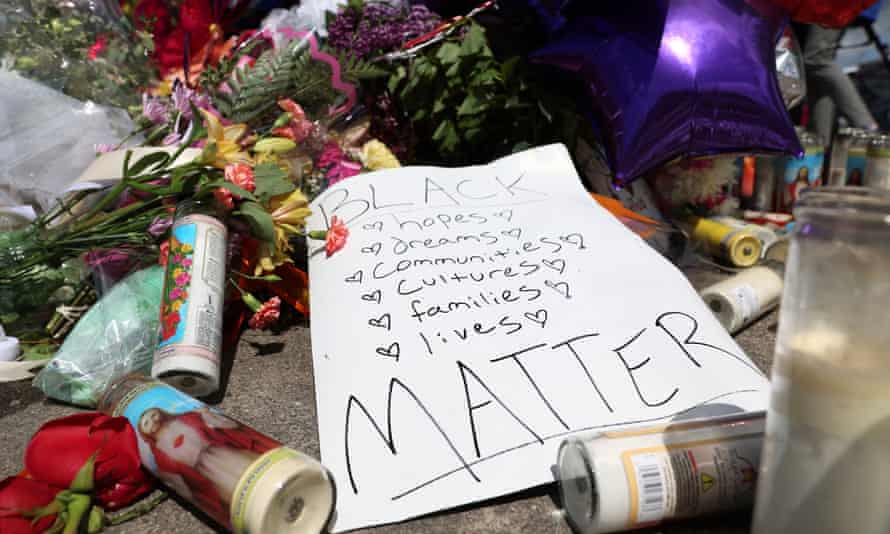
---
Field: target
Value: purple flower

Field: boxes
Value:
[141,94,169,124]
[327,3,441,58]
[326,160,362,186]
[148,216,173,238]
[171,81,210,120]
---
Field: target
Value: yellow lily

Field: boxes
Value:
[270,189,312,228]
[199,109,252,168]
[254,190,313,275]
[361,139,401,171]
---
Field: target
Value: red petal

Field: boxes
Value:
[0,477,58,534]
[24,414,104,488]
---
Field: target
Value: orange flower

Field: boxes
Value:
[325,216,349,257]
[224,162,256,192]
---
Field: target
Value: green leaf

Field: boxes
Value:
[388,66,407,93]
[253,163,295,202]
[69,455,95,492]
[436,42,461,65]
[308,230,327,240]
[457,93,487,117]
[465,127,485,143]
[242,291,264,312]
[460,23,489,58]
[87,506,105,533]
[235,201,276,243]
[432,120,461,154]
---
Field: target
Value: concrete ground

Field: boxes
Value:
[0,266,778,534]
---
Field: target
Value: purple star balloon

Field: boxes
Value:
[532,0,803,184]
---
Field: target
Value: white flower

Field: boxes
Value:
[261,0,404,41]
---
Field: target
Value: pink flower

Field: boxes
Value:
[141,93,168,124]
[94,143,117,154]
[214,187,235,210]
[169,287,183,300]
[181,258,192,268]
[326,216,349,257]
[249,297,281,330]
[272,99,314,143]
[225,163,256,193]
[87,34,108,61]
[172,254,183,264]
[236,55,256,70]
[326,160,362,186]
[317,142,345,169]
[175,272,191,286]
[148,216,172,238]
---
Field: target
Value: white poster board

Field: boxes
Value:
[307,144,768,532]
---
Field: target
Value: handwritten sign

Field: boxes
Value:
[307,144,768,532]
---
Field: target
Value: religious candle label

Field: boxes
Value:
[306,144,768,532]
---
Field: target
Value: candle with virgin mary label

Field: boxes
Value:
[99,375,335,534]
[152,200,226,397]
[777,130,823,213]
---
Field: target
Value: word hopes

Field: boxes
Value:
[307,144,768,532]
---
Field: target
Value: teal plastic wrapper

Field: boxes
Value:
[34,265,164,406]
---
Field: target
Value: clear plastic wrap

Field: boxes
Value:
[34,265,164,407]
[0,71,136,211]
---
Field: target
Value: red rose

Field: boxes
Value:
[0,477,58,533]
[24,414,153,511]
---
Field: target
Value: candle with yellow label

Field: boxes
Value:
[557,412,765,533]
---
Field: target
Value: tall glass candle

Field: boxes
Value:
[752,189,890,533]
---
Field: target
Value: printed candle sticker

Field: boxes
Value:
[306,144,769,532]
[114,381,280,529]
[153,211,227,397]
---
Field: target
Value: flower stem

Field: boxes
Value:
[107,491,168,526]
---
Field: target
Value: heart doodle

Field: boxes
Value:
[560,233,586,249]
[502,228,522,240]
[368,313,392,330]
[492,209,513,222]
[545,280,572,299]
[361,290,382,304]
[361,243,383,256]
[363,221,384,232]
[376,342,400,361]
[524,309,548,327]
[345,270,363,283]
[542,258,566,275]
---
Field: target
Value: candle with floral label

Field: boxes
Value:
[99,375,334,534]
[152,200,227,397]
